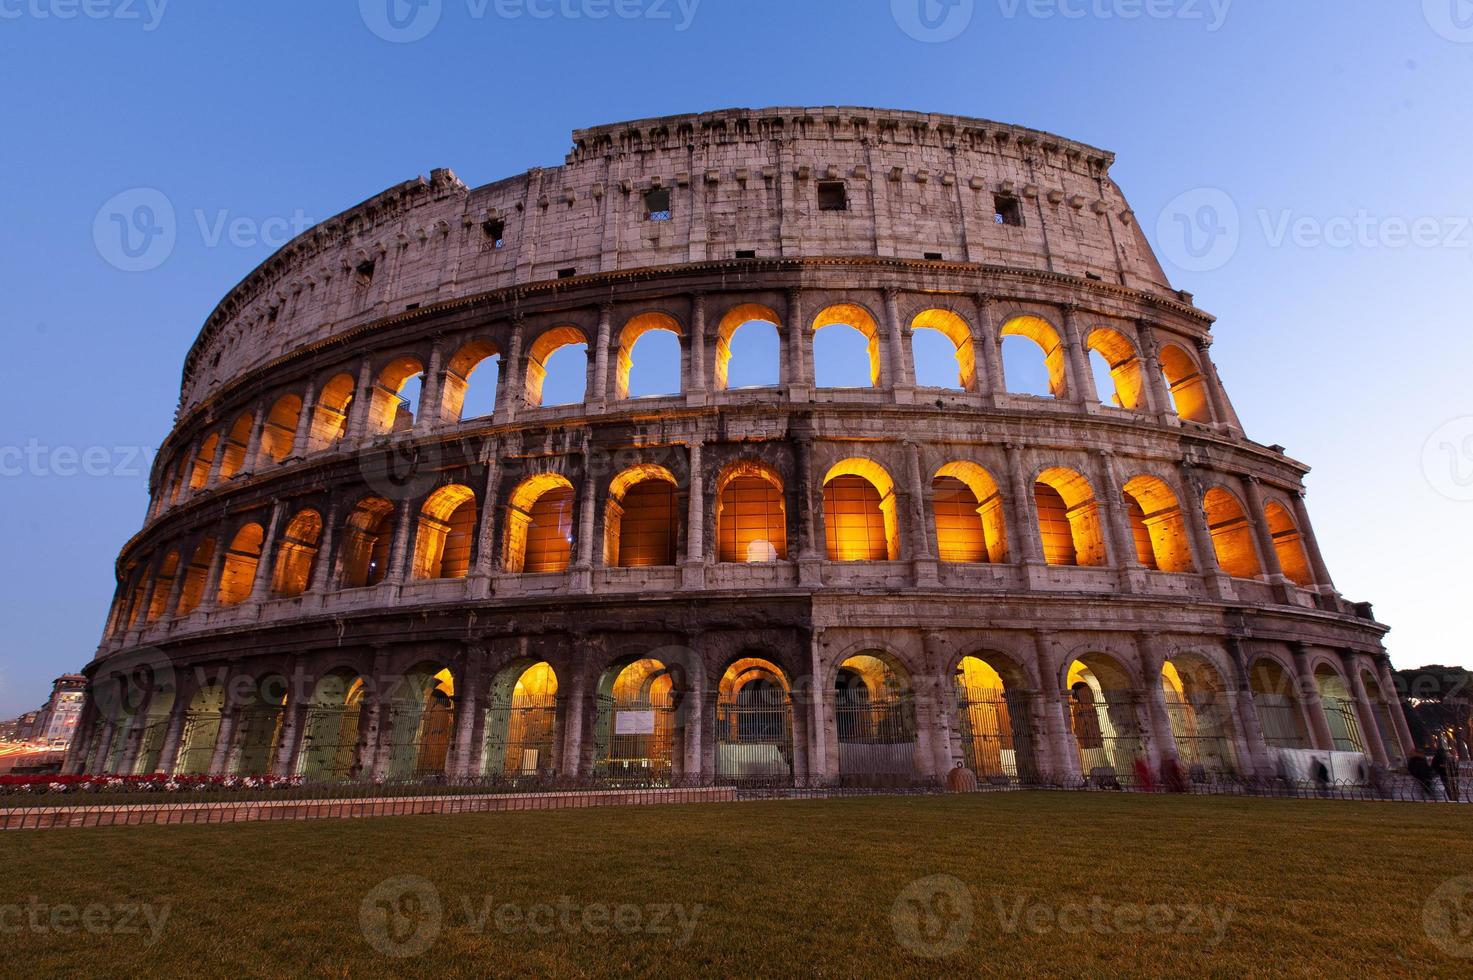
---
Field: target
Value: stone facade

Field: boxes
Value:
[71,108,1409,788]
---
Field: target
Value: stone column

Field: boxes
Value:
[1193,336,1236,430]
[1291,491,1336,593]
[162,546,191,620]
[1094,450,1139,589]
[89,720,117,774]
[682,438,706,589]
[346,358,376,445]
[905,441,938,584]
[472,448,501,587]
[1291,643,1335,751]
[560,653,590,779]
[155,694,189,775]
[1134,320,1173,419]
[688,292,707,399]
[1242,477,1288,587]
[882,287,912,396]
[1176,460,1233,599]
[117,688,153,776]
[592,302,613,408]
[238,406,269,477]
[571,450,597,593]
[1003,443,1044,566]
[451,649,484,779]
[306,502,339,596]
[807,629,837,786]
[920,632,955,781]
[502,316,525,422]
[1061,305,1098,406]
[1225,637,1274,778]
[1034,633,1081,784]
[272,668,309,779]
[198,525,232,613]
[1378,656,1416,762]
[386,498,415,584]
[290,383,319,457]
[1137,634,1179,771]
[786,288,810,397]
[1346,656,1388,766]
[207,697,238,775]
[418,336,446,429]
[973,293,1005,402]
[203,431,228,489]
[361,647,392,780]
[248,501,287,602]
[793,432,823,586]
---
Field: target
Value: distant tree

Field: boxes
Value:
[1396,665,1472,760]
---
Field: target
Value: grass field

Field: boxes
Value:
[1,792,1469,977]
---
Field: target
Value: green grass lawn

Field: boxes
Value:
[1,792,1468,977]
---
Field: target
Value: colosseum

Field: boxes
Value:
[71,107,1413,789]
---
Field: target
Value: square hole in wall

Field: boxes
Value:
[483,218,505,247]
[734,249,757,259]
[557,267,577,279]
[644,188,671,221]
[354,258,375,287]
[924,252,944,261]
[994,195,1023,227]
[818,180,848,211]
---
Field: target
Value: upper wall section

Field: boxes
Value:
[179,106,1178,413]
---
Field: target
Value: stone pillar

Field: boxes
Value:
[1061,305,1098,406]
[418,336,446,429]
[560,654,590,778]
[688,293,707,399]
[155,694,189,775]
[452,650,484,779]
[905,441,938,584]
[571,450,597,593]
[117,690,152,776]
[1242,477,1288,587]
[1225,637,1274,778]
[592,302,613,408]
[198,525,232,613]
[1291,491,1336,593]
[1346,655,1388,766]
[89,720,117,774]
[472,448,501,585]
[306,502,339,596]
[290,383,318,457]
[1034,633,1081,784]
[786,288,810,398]
[346,358,376,445]
[1094,450,1139,588]
[793,432,823,586]
[272,676,309,779]
[162,547,191,620]
[248,501,287,602]
[362,647,392,780]
[1134,320,1173,419]
[207,701,238,775]
[807,629,837,786]
[1193,336,1236,430]
[920,632,955,781]
[1378,657,1416,762]
[502,316,525,422]
[882,287,912,395]
[1003,443,1044,566]
[682,438,706,589]
[386,498,415,584]
[973,293,1005,402]
[1176,460,1233,599]
[1137,634,1179,770]
[1291,644,1335,751]
[203,430,227,489]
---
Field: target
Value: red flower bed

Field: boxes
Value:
[0,773,303,795]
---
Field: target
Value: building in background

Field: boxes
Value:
[33,674,87,748]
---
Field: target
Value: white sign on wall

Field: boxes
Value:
[615,711,656,735]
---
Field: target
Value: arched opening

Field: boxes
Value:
[145,552,180,623]
[370,357,424,435]
[1086,327,1145,409]
[229,673,288,775]
[308,373,356,451]
[297,671,365,782]
[384,664,456,780]
[441,339,501,423]
[595,657,683,781]
[1315,665,1366,754]
[175,683,225,775]
[270,509,323,597]
[822,458,900,561]
[813,303,882,388]
[605,465,679,568]
[504,473,575,573]
[338,497,395,588]
[617,312,682,399]
[260,394,303,462]
[217,523,264,606]
[1161,656,1238,775]
[1362,670,1403,765]
[482,662,558,778]
[411,484,477,580]
[835,653,917,783]
[1067,654,1143,777]
[933,461,1008,564]
[1265,501,1314,587]
[1159,344,1213,423]
[1121,475,1195,572]
[953,654,1040,782]
[715,460,787,563]
[1249,657,1312,750]
[1000,315,1067,398]
[714,304,781,390]
[217,413,255,480]
[176,538,216,616]
[911,309,976,390]
[715,657,793,782]
[130,686,175,774]
[1203,487,1262,579]
[187,433,220,492]
[524,326,587,408]
[1034,467,1106,567]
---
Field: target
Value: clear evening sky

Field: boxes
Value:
[2,0,1470,718]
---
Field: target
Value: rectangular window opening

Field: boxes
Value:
[924,252,944,261]
[734,249,757,260]
[482,219,505,248]
[818,180,848,212]
[354,259,375,287]
[557,267,577,279]
[644,188,671,222]
[994,195,1023,227]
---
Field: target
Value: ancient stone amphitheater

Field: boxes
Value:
[73,107,1411,788]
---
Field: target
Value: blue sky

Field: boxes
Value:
[2,0,1470,717]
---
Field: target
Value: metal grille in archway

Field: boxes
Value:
[595,692,676,780]
[1163,694,1238,775]
[174,712,222,775]
[296,704,363,781]
[1070,693,1143,776]
[715,685,793,782]
[483,694,558,776]
[1322,697,1367,754]
[953,685,1041,782]
[836,692,918,778]
[1253,693,1311,750]
[132,719,170,775]
[229,705,285,775]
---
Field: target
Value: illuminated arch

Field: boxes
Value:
[369,357,424,435]
[143,552,180,623]
[412,484,477,580]
[1202,487,1261,579]
[270,508,323,597]
[1264,501,1313,587]
[260,393,303,461]
[714,460,787,563]
[1159,343,1213,423]
[187,432,220,491]
[933,461,1008,564]
[594,657,685,779]
[339,496,395,588]
[835,652,917,781]
[1066,653,1143,776]
[714,304,782,390]
[504,473,576,573]
[175,538,216,616]
[605,464,679,568]
[441,338,501,423]
[715,656,793,781]
[953,653,1040,782]
[1314,664,1365,753]
[482,661,559,777]
[1000,315,1068,398]
[822,458,899,561]
[1086,327,1145,409]
[524,326,587,408]
[174,683,226,775]
[228,673,288,775]
[813,303,882,388]
[1161,654,1238,774]
[217,522,264,606]
[307,373,356,451]
[1120,475,1194,572]
[384,663,456,779]
[217,413,255,480]
[616,312,683,400]
[911,309,977,390]
[1034,466,1106,567]
[297,670,366,781]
